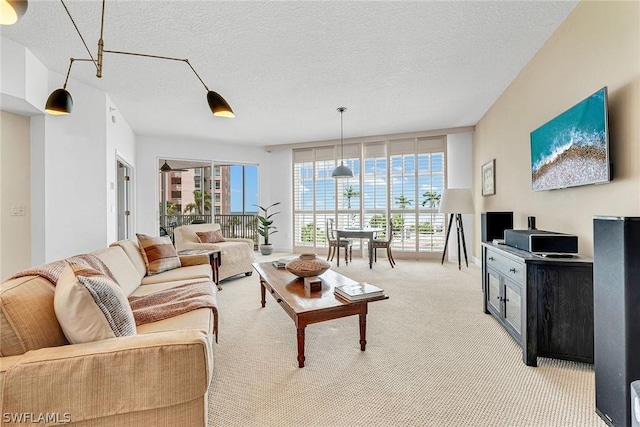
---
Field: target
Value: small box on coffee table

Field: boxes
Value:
[303,276,322,293]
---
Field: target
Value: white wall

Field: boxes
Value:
[266,149,293,252]
[105,95,137,244]
[36,71,109,261]
[473,1,640,258]
[2,37,138,264]
[135,135,272,241]
[0,37,47,116]
[446,132,474,264]
[0,111,31,280]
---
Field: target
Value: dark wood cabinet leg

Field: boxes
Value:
[260,280,266,308]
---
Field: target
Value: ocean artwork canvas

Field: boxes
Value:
[530,87,609,191]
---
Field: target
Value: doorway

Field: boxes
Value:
[117,159,132,240]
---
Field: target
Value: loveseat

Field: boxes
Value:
[173,223,255,281]
[0,237,217,426]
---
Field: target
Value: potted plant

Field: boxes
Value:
[255,202,281,255]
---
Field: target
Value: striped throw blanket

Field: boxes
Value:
[128,281,219,342]
[9,254,116,285]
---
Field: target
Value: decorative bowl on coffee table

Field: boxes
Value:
[285,253,330,278]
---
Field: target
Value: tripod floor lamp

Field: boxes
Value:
[439,188,474,270]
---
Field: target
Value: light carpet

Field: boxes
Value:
[207,253,606,427]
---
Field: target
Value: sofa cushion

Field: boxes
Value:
[140,264,211,285]
[136,307,214,336]
[137,234,182,276]
[110,239,147,278]
[54,263,136,344]
[0,276,68,356]
[92,246,142,296]
[196,230,226,243]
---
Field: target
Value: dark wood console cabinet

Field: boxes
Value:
[481,242,594,366]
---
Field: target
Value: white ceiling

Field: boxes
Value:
[1,0,578,147]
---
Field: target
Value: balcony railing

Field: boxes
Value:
[159,214,259,249]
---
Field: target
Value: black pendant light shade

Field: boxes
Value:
[160,161,173,172]
[207,91,234,118]
[45,88,73,115]
[0,0,28,25]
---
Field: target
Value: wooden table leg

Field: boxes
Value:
[211,253,222,291]
[260,279,266,308]
[359,313,367,351]
[359,303,368,350]
[297,327,306,368]
[368,237,373,269]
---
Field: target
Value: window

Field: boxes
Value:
[159,160,259,244]
[293,137,445,259]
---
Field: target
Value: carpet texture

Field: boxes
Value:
[207,254,605,427]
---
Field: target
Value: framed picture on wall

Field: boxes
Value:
[482,159,496,196]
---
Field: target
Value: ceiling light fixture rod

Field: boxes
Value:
[60,0,98,72]
[102,50,210,91]
[331,107,354,179]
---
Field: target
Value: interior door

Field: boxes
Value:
[117,160,132,240]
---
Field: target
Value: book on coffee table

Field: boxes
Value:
[272,256,297,269]
[334,282,384,301]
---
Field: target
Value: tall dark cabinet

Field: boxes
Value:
[594,216,640,427]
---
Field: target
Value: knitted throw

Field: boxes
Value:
[9,254,116,285]
[128,281,219,342]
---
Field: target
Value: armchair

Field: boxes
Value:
[173,223,255,281]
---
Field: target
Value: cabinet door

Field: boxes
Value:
[503,278,522,339]
[486,268,502,316]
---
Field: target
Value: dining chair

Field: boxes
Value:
[372,219,396,268]
[325,218,352,265]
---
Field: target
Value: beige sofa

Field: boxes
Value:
[0,238,217,426]
[173,223,255,281]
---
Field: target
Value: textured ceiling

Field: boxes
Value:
[1,0,578,147]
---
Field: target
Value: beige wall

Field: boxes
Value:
[473,0,640,258]
[0,111,31,279]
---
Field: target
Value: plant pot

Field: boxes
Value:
[260,244,274,255]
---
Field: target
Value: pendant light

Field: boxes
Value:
[331,107,354,179]
[42,0,233,118]
[0,0,28,25]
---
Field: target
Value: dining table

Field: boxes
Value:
[334,227,384,269]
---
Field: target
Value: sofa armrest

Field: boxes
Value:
[1,330,212,425]
[179,242,222,252]
[224,237,255,248]
[179,253,210,267]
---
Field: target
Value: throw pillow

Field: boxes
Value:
[196,230,226,243]
[54,262,136,344]
[136,233,181,275]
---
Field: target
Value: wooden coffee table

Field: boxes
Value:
[252,262,388,368]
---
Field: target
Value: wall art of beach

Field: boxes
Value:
[530,88,609,192]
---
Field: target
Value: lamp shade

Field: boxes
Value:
[331,162,354,178]
[159,161,172,172]
[45,88,73,115]
[207,91,234,118]
[331,106,353,179]
[438,188,474,214]
[0,0,28,25]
